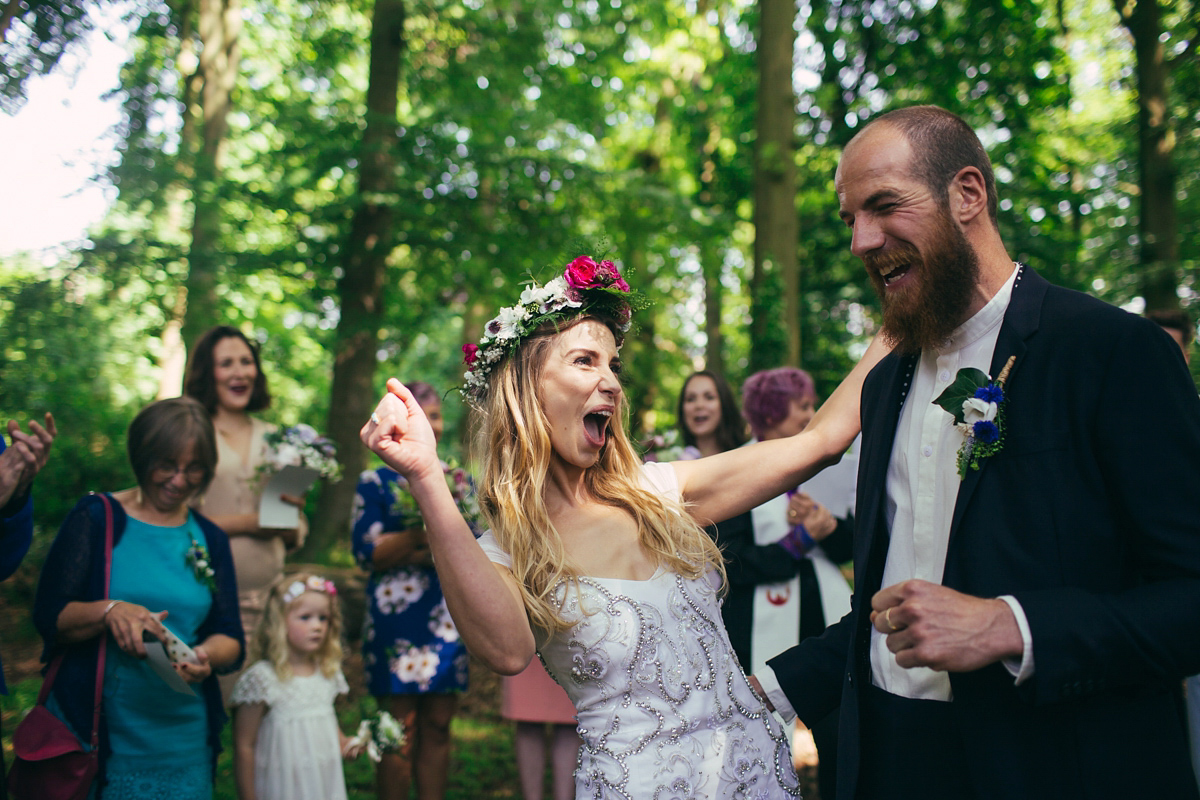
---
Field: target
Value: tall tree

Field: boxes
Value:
[751,0,799,372]
[1114,0,1182,311]
[180,0,243,349]
[301,0,406,558]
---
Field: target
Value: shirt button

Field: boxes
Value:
[923,445,933,457]
[939,370,951,382]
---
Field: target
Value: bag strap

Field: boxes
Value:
[32,651,64,705]
[31,494,114,748]
[90,493,114,750]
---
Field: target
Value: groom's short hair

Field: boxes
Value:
[863,105,999,225]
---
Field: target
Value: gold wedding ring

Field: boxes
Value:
[885,607,899,632]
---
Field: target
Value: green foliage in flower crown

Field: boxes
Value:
[460,251,651,401]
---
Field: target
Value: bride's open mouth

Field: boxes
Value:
[582,408,613,448]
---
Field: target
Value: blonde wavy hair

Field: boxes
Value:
[250,572,345,682]
[471,314,726,638]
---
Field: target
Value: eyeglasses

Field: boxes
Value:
[150,461,208,483]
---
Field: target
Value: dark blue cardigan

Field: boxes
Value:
[0,435,35,695]
[31,493,244,783]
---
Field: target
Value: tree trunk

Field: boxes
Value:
[751,0,799,372]
[181,0,242,350]
[300,0,406,560]
[155,0,204,397]
[701,241,725,378]
[1116,0,1179,311]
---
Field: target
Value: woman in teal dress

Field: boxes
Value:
[33,397,244,799]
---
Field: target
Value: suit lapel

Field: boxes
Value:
[856,351,918,594]
[947,265,1048,543]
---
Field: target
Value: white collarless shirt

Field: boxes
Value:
[869,264,1026,700]
[757,265,1033,719]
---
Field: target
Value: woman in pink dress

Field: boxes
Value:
[503,660,581,800]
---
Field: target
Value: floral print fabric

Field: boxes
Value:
[352,467,470,695]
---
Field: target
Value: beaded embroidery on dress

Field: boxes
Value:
[477,463,802,799]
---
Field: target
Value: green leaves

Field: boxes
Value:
[932,367,991,425]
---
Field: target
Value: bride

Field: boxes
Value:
[361,254,885,798]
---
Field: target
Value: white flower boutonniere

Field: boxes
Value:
[186,536,217,591]
[933,355,1016,479]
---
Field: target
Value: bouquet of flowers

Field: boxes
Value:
[257,423,341,482]
[345,710,406,762]
[639,428,690,463]
[390,459,483,530]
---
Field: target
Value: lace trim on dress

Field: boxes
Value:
[230,660,282,706]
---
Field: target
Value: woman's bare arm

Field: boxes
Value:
[362,380,535,675]
[673,334,889,524]
[367,529,432,571]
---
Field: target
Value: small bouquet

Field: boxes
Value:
[345,710,406,762]
[258,423,342,482]
[390,459,483,530]
[639,428,689,463]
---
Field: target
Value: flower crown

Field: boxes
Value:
[282,575,337,605]
[460,255,647,401]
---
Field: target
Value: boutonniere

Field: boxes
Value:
[933,355,1017,479]
[186,536,217,591]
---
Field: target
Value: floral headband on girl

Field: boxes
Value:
[460,255,648,402]
[282,575,338,604]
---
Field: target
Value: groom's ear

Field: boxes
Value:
[949,166,988,226]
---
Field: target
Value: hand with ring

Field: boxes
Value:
[868,579,1025,672]
[360,379,442,483]
[787,492,836,541]
[786,493,807,523]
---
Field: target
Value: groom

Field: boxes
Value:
[755,106,1200,800]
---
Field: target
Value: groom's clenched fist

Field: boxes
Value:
[870,580,1024,673]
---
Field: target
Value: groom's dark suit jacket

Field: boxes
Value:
[768,267,1200,800]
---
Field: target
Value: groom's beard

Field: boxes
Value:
[865,211,980,354]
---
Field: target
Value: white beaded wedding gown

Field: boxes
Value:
[477,462,802,799]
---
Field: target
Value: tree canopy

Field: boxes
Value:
[3,0,1196,554]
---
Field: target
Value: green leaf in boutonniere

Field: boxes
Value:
[932,356,1017,479]
[932,367,992,424]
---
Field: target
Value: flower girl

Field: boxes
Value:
[232,573,362,800]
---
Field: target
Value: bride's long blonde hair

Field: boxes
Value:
[471,313,725,637]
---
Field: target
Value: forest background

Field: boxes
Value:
[1,0,1198,566]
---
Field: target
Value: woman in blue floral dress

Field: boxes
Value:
[352,381,473,800]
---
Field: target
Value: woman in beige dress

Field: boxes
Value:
[184,326,307,698]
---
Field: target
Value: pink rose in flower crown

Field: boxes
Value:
[608,265,631,292]
[564,256,630,292]
[462,342,480,367]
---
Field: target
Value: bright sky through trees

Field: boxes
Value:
[0,17,126,257]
